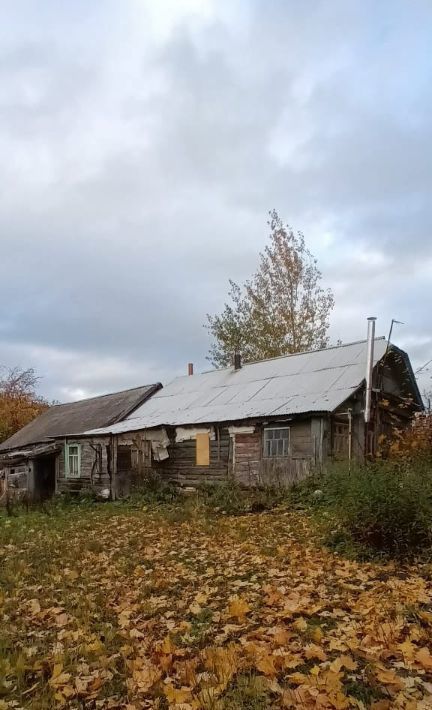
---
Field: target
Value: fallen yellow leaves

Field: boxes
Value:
[374,666,405,691]
[164,683,193,705]
[285,665,351,709]
[415,646,432,671]
[1,505,432,708]
[305,643,327,662]
[28,598,41,615]
[227,595,251,620]
[128,659,162,694]
[49,663,72,688]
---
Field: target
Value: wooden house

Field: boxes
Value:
[0,324,423,500]
[65,331,422,496]
[0,384,161,500]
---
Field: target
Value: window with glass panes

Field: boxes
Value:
[263,427,290,458]
[66,444,81,477]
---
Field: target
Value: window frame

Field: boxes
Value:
[117,445,132,472]
[263,426,290,459]
[65,443,81,478]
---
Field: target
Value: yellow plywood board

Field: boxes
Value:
[196,432,210,466]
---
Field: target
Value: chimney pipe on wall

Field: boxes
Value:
[234,352,242,371]
[364,317,376,424]
[188,363,194,376]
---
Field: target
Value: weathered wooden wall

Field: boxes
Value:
[233,420,316,487]
[332,393,365,463]
[114,431,152,496]
[233,432,261,485]
[330,361,419,463]
[0,461,31,500]
[152,427,231,487]
[109,419,320,492]
[57,436,112,496]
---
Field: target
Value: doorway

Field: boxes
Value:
[33,454,56,500]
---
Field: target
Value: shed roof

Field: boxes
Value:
[0,384,161,452]
[86,338,393,435]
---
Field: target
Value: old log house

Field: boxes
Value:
[0,384,161,500]
[0,323,423,501]
[78,331,422,495]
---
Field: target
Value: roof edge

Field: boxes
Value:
[385,344,424,410]
[82,410,334,437]
[48,383,162,410]
[0,382,163,452]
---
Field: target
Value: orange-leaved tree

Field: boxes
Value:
[0,367,49,443]
[385,411,432,459]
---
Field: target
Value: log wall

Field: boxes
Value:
[152,427,231,487]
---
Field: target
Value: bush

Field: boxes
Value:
[320,460,432,557]
[126,477,180,505]
[198,481,288,515]
[198,481,248,514]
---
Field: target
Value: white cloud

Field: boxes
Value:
[0,0,431,401]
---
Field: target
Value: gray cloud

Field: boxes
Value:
[0,0,431,401]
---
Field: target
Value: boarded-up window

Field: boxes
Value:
[196,433,210,466]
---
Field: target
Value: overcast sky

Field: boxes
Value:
[1,0,431,402]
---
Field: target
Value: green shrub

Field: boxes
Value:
[127,477,180,505]
[321,459,432,557]
[198,481,250,514]
[198,481,288,515]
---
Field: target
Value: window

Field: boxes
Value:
[117,445,132,471]
[263,427,290,458]
[65,444,81,477]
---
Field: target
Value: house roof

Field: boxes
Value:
[85,338,400,436]
[0,384,161,452]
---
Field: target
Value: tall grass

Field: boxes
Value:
[316,458,432,557]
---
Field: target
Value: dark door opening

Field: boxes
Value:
[33,454,56,500]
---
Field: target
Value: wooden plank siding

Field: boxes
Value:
[234,420,316,487]
[54,419,322,496]
[234,432,261,485]
[152,427,231,487]
[57,436,112,496]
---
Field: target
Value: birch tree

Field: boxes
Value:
[206,210,334,367]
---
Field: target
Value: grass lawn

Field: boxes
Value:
[1,499,432,709]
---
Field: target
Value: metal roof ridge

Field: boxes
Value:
[197,337,387,375]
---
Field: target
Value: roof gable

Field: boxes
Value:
[0,384,161,451]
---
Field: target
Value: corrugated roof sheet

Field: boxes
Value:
[0,384,161,451]
[86,338,388,435]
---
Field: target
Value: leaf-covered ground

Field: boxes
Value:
[1,503,432,709]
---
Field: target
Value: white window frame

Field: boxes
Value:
[65,443,81,478]
[263,426,290,458]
